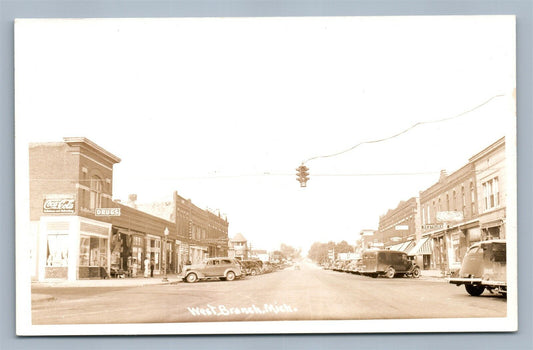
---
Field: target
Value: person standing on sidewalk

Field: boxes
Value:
[144,256,150,278]
[150,258,155,278]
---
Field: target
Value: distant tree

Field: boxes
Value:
[335,240,355,254]
[280,243,300,260]
[307,240,355,263]
[307,242,329,263]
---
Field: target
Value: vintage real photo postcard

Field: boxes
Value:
[15,16,517,335]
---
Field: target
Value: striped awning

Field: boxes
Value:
[408,237,432,256]
[399,240,415,252]
[388,240,414,253]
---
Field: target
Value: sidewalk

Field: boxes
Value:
[32,274,183,288]
[420,269,448,281]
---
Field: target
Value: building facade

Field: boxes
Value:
[377,197,420,251]
[419,164,479,273]
[228,233,249,260]
[357,229,378,253]
[470,137,506,241]
[29,137,121,281]
[29,137,230,280]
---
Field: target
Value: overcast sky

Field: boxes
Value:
[15,16,515,253]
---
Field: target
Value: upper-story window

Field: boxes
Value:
[452,190,457,211]
[461,185,466,213]
[90,175,103,210]
[470,180,476,215]
[483,177,499,211]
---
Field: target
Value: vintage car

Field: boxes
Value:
[359,250,420,278]
[240,260,263,276]
[448,240,507,296]
[182,257,243,283]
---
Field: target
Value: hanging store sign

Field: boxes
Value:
[95,208,121,216]
[43,197,75,213]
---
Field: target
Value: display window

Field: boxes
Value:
[46,234,69,267]
[79,235,108,267]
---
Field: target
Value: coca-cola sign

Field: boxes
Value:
[43,198,75,213]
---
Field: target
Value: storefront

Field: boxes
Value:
[146,235,162,274]
[190,245,208,265]
[37,216,112,281]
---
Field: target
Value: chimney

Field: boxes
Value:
[128,194,138,209]
[439,169,447,183]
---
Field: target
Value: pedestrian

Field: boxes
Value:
[150,258,155,277]
[144,256,150,278]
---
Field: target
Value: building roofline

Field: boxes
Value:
[468,137,505,163]
[63,137,121,164]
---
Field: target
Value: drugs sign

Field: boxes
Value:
[95,208,121,216]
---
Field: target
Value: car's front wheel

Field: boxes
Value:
[226,271,236,281]
[185,273,198,283]
[385,266,396,279]
[411,267,421,278]
[465,284,485,296]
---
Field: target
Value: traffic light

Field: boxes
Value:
[296,164,310,187]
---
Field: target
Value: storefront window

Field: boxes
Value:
[46,234,69,266]
[79,235,108,267]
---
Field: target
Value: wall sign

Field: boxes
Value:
[43,197,75,213]
[95,208,121,216]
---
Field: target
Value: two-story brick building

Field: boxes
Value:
[470,137,506,241]
[29,137,121,281]
[418,163,479,273]
[377,197,420,253]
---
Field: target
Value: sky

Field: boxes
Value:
[15,16,516,254]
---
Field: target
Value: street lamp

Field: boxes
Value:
[162,227,169,282]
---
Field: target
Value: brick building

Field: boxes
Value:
[419,163,479,273]
[377,197,420,252]
[371,137,507,274]
[29,137,229,281]
[470,137,506,241]
[29,137,121,280]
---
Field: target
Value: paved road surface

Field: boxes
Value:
[32,262,506,324]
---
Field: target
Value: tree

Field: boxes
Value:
[280,243,301,260]
[307,242,328,263]
[335,240,355,254]
[307,240,355,263]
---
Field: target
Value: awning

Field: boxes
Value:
[387,243,403,251]
[387,240,414,253]
[408,237,432,256]
[399,240,415,252]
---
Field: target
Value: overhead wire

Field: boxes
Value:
[302,93,507,164]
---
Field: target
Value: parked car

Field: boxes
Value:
[345,259,360,274]
[182,257,243,283]
[351,258,363,274]
[359,250,420,278]
[240,260,263,276]
[262,261,275,273]
[448,240,507,296]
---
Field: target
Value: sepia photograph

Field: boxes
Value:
[15,15,517,335]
